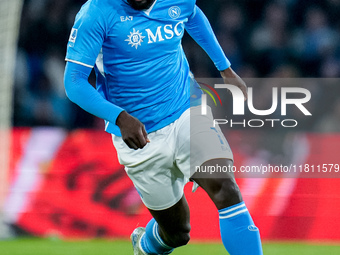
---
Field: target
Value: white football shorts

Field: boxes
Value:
[112,106,233,210]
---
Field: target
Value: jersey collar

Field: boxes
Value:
[143,0,158,16]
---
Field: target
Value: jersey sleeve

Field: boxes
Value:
[64,61,124,126]
[65,3,107,68]
[185,5,231,71]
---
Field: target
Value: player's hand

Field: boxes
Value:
[116,111,150,150]
[220,67,248,101]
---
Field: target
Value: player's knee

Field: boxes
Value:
[171,230,190,247]
[165,224,191,248]
[212,179,242,209]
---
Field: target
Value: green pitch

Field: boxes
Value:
[1,238,340,255]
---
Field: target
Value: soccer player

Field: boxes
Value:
[64,0,263,254]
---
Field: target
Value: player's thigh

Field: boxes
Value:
[180,107,241,208]
[192,158,242,209]
[112,126,186,211]
[175,106,233,178]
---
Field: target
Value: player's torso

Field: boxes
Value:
[98,0,195,68]
[88,0,196,134]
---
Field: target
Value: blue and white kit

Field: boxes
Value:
[64,0,230,135]
[64,0,233,210]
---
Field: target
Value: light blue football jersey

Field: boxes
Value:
[65,0,229,135]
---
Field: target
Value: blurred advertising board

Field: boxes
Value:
[3,128,340,241]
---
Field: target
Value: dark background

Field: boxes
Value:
[13,0,340,131]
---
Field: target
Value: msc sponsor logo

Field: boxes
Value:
[125,28,145,49]
[125,21,184,48]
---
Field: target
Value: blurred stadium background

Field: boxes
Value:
[1,0,340,254]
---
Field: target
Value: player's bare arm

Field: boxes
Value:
[185,7,248,101]
[220,67,248,101]
[116,111,149,150]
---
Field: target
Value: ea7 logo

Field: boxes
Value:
[201,85,312,116]
[121,16,133,22]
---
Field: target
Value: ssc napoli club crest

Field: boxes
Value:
[168,6,181,19]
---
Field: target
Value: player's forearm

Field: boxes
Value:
[186,6,230,71]
[64,61,124,125]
